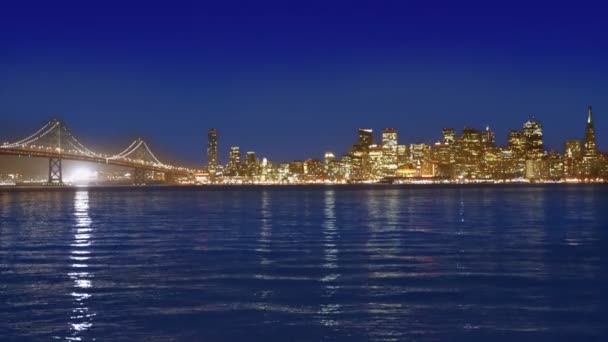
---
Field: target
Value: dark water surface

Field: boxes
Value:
[1,185,607,341]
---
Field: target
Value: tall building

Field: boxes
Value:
[246,151,258,178]
[454,128,483,178]
[358,128,373,147]
[583,105,597,157]
[228,146,241,176]
[382,128,398,147]
[442,128,456,145]
[381,128,398,176]
[482,125,496,148]
[207,128,218,172]
[324,151,336,179]
[523,117,544,159]
[582,105,600,177]
[507,130,526,178]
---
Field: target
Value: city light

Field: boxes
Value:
[0,106,606,186]
[66,168,98,184]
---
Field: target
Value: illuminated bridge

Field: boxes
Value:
[0,119,195,185]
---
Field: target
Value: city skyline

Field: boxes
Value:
[2,2,608,163]
[205,106,599,165]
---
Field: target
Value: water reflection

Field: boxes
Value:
[319,188,341,327]
[67,191,94,341]
[258,190,272,265]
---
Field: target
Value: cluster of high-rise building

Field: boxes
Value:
[203,106,607,184]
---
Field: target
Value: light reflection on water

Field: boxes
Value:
[66,191,94,341]
[319,188,341,328]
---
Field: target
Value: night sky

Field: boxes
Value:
[1,1,608,166]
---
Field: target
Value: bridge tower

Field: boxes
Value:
[48,158,63,185]
[47,119,64,185]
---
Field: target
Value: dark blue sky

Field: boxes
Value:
[1,0,607,166]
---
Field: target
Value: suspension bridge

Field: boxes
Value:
[0,119,194,185]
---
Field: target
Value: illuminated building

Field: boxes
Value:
[349,129,373,180]
[410,143,430,162]
[227,146,241,176]
[525,159,543,179]
[523,117,544,159]
[339,155,352,179]
[245,151,258,178]
[358,128,373,147]
[289,160,304,176]
[207,128,218,174]
[564,140,582,177]
[324,151,336,179]
[582,106,600,177]
[324,151,335,165]
[583,106,597,157]
[507,130,526,178]
[419,159,435,178]
[382,128,397,147]
[396,144,409,165]
[545,152,564,179]
[442,128,456,145]
[482,125,496,148]
[348,144,368,180]
[381,128,398,176]
[304,158,324,180]
[368,144,384,178]
[454,128,483,178]
[482,147,503,179]
[432,142,454,178]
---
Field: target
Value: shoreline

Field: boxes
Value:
[1,182,608,192]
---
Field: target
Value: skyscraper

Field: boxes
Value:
[207,128,218,172]
[564,139,582,177]
[482,125,496,148]
[246,151,258,178]
[442,128,456,145]
[358,128,373,147]
[381,128,398,176]
[382,128,397,147]
[583,105,597,157]
[228,146,241,176]
[523,117,543,159]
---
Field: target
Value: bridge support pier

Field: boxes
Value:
[48,157,63,185]
[132,168,146,185]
